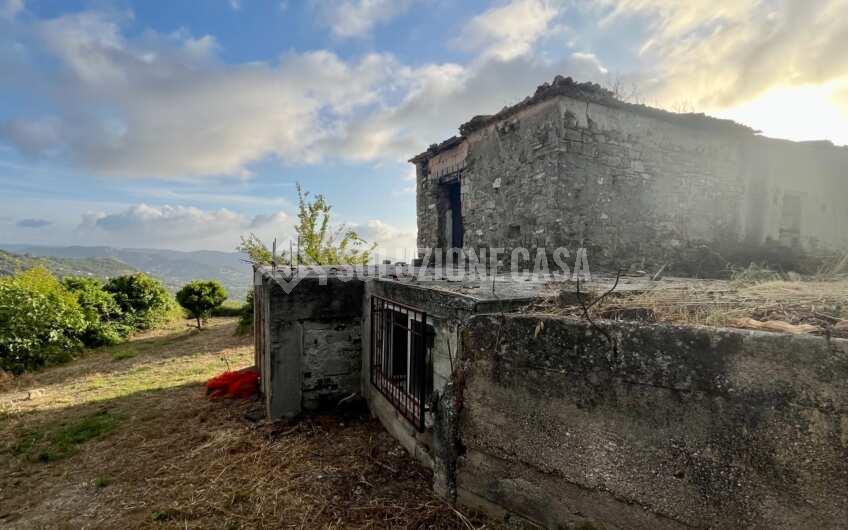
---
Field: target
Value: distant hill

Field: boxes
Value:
[0,249,138,279]
[0,244,252,301]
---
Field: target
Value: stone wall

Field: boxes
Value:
[450,314,848,528]
[415,83,848,274]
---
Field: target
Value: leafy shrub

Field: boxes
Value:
[62,276,127,347]
[235,290,254,336]
[0,267,87,373]
[176,280,228,328]
[105,273,177,330]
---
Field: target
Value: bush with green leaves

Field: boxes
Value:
[62,276,128,347]
[105,273,177,330]
[235,290,254,336]
[176,280,228,328]
[0,267,87,373]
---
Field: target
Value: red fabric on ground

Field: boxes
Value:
[207,368,259,400]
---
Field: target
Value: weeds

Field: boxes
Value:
[13,409,121,462]
[730,262,784,286]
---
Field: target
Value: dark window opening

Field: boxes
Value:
[508,224,521,238]
[370,296,434,432]
[441,180,463,249]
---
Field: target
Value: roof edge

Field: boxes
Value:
[410,75,758,162]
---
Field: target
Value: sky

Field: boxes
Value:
[1,0,847,256]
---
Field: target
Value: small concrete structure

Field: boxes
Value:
[254,266,848,528]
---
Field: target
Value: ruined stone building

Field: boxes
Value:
[254,77,848,529]
[412,75,848,274]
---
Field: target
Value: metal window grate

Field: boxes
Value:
[370,296,432,432]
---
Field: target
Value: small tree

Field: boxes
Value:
[176,280,228,329]
[105,273,175,330]
[237,184,376,266]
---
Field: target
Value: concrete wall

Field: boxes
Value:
[360,279,476,469]
[257,273,364,418]
[416,90,848,274]
[453,314,848,529]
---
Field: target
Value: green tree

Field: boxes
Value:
[237,184,376,266]
[104,273,175,330]
[176,280,228,329]
[0,267,87,373]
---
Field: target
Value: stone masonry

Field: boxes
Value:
[413,76,848,275]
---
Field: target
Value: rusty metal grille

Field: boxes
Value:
[370,296,432,432]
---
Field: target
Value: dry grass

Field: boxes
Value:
[0,318,493,529]
[527,278,848,336]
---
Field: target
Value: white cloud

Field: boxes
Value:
[313,0,415,38]
[326,51,610,162]
[356,219,417,261]
[90,204,245,236]
[1,11,403,178]
[570,52,607,74]
[228,0,242,11]
[0,6,609,175]
[594,0,848,110]
[459,0,560,60]
[249,211,290,229]
[72,203,415,257]
[78,203,293,250]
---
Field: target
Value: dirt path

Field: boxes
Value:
[0,318,489,529]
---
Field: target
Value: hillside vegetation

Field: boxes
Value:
[0,268,181,373]
[2,245,250,301]
[0,250,136,280]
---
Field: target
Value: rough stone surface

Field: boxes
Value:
[457,314,848,529]
[415,76,848,274]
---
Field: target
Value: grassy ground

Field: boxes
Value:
[0,318,489,529]
[530,277,848,336]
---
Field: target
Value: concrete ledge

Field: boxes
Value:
[366,385,434,469]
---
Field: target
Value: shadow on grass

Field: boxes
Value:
[0,380,237,527]
[0,378,481,530]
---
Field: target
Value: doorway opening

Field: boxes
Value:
[441,180,463,249]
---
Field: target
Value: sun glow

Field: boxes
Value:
[712,81,848,146]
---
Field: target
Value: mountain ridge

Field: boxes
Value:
[0,244,252,301]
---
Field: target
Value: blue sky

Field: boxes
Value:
[1,0,847,255]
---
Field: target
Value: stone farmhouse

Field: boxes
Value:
[413,75,848,274]
[253,77,848,529]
